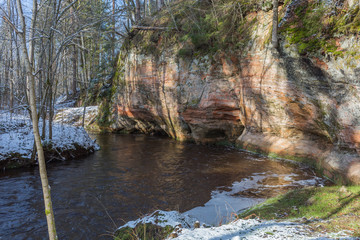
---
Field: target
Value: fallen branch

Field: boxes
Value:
[115,31,126,38]
[132,25,173,30]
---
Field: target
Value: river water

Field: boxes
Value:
[0,134,324,239]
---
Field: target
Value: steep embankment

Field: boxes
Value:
[104,0,360,184]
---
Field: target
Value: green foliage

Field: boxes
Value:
[238,186,360,236]
[282,2,327,55]
[177,47,193,58]
[267,152,314,165]
[97,84,116,127]
[215,140,234,147]
[281,1,360,56]
[177,0,259,55]
[334,5,360,34]
[124,0,261,58]
[141,42,160,56]
[95,53,126,129]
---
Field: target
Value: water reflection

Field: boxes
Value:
[0,134,323,239]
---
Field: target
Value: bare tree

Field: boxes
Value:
[15,0,58,239]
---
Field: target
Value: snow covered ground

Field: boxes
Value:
[171,218,353,240]
[54,93,77,109]
[117,210,354,240]
[0,110,99,165]
[116,175,354,240]
[119,210,198,230]
[185,173,324,226]
[54,93,99,130]
[54,106,98,128]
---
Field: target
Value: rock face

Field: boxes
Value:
[109,10,360,184]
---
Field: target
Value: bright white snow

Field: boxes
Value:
[115,168,348,240]
[0,110,99,162]
[118,210,198,230]
[185,172,324,226]
[171,218,354,240]
[116,210,354,240]
[116,173,347,240]
[54,106,98,127]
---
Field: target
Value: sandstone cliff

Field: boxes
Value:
[102,0,360,184]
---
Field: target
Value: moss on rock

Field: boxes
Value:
[280,0,360,57]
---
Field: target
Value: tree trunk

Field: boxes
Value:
[72,45,77,96]
[4,60,9,110]
[135,0,141,22]
[272,0,279,49]
[82,90,87,128]
[69,2,77,97]
[147,0,151,15]
[8,0,14,114]
[48,85,53,140]
[42,103,47,139]
[112,0,116,61]
[65,56,69,97]
[15,0,58,239]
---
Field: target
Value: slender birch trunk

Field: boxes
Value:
[15,0,58,239]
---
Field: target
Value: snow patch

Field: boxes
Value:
[171,218,354,240]
[116,173,338,240]
[54,106,98,127]
[0,111,99,162]
[185,173,324,226]
[55,94,76,109]
[118,210,198,230]
[185,177,264,226]
[117,210,354,240]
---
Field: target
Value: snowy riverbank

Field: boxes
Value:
[171,217,353,240]
[0,111,99,168]
[115,176,358,239]
[116,210,354,240]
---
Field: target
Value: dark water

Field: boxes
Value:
[0,134,323,240]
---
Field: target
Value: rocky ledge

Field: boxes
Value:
[104,0,360,184]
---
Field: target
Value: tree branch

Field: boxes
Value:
[132,25,173,30]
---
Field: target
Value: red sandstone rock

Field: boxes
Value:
[110,11,360,184]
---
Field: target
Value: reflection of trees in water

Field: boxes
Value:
[0,134,322,239]
[104,135,318,216]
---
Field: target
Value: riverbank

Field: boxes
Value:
[0,111,99,169]
[115,186,360,239]
[238,185,360,238]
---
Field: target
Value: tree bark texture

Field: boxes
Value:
[15,0,58,239]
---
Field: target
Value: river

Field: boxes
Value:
[0,134,324,239]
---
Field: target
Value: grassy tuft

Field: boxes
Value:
[114,224,174,240]
[239,186,360,236]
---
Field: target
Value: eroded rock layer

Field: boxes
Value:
[109,9,360,184]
